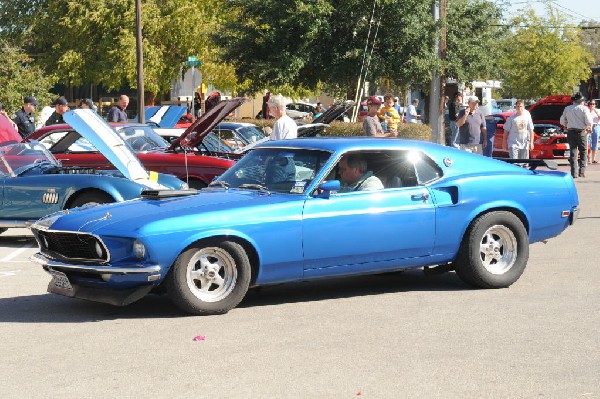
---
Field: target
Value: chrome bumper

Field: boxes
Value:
[30,252,161,275]
[570,206,580,225]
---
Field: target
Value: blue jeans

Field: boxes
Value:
[450,121,459,148]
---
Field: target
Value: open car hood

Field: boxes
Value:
[312,100,355,124]
[168,97,247,151]
[528,95,572,126]
[0,116,21,144]
[64,109,166,189]
[136,105,187,128]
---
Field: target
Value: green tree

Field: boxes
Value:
[218,0,505,97]
[0,41,57,114]
[500,8,594,98]
[27,0,236,102]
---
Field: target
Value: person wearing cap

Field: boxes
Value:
[45,96,70,126]
[363,96,388,137]
[406,98,421,124]
[267,94,297,140]
[79,98,96,111]
[107,95,129,122]
[12,95,39,138]
[560,92,593,178]
[456,95,487,154]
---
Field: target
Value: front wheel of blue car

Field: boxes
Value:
[454,211,529,289]
[166,240,251,315]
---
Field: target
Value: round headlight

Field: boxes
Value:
[133,239,146,259]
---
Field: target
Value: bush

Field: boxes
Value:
[235,118,432,142]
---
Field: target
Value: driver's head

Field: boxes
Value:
[338,153,367,185]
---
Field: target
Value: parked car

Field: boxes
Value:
[496,99,517,112]
[30,138,578,315]
[286,102,316,120]
[0,111,187,234]
[29,99,247,188]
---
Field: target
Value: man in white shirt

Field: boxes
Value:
[406,98,421,123]
[268,94,297,140]
[503,99,534,160]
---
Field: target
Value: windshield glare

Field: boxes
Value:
[215,148,332,194]
[0,141,57,176]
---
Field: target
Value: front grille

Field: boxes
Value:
[553,150,567,157]
[33,229,108,263]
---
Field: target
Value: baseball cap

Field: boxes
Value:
[367,96,382,106]
[24,95,39,106]
[52,96,68,106]
[467,95,480,103]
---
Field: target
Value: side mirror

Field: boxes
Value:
[315,180,341,198]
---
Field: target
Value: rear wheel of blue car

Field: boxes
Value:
[166,240,251,315]
[454,211,528,288]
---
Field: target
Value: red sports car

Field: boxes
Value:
[29,98,246,188]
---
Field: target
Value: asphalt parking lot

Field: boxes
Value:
[0,161,599,398]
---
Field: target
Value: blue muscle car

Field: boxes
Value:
[30,138,579,315]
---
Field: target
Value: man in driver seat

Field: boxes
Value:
[338,153,384,192]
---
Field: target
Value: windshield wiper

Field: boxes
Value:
[238,183,270,193]
[208,180,230,189]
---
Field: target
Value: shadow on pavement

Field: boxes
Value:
[0,269,468,322]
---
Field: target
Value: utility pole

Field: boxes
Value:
[429,1,441,144]
[439,0,448,144]
[135,0,145,123]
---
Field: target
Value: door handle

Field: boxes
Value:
[411,193,430,201]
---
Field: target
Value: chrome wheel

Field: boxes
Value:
[479,225,517,274]
[186,247,238,303]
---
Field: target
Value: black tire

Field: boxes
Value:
[187,179,207,190]
[166,240,251,315]
[454,211,528,288]
[69,191,115,208]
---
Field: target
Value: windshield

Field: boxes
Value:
[115,125,170,151]
[213,147,332,194]
[0,141,58,176]
[235,126,267,144]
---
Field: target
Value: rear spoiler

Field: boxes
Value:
[496,158,558,171]
[141,189,198,199]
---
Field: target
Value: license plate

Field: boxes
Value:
[564,150,570,157]
[50,270,73,291]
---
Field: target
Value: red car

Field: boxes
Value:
[28,98,247,189]
[492,95,572,159]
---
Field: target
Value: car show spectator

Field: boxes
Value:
[560,92,593,178]
[267,94,297,140]
[378,94,401,134]
[362,96,385,136]
[448,92,463,148]
[107,95,129,122]
[79,98,96,111]
[337,153,384,192]
[406,98,421,123]
[588,100,600,164]
[393,97,403,115]
[456,95,487,154]
[12,95,39,138]
[45,96,70,126]
[503,99,534,160]
[261,91,271,120]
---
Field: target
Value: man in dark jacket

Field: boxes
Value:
[107,95,129,122]
[12,96,39,138]
[45,96,70,126]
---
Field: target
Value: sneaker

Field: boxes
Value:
[579,172,586,178]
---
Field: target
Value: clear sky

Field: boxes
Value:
[495,0,599,24]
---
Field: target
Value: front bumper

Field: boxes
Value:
[30,252,163,306]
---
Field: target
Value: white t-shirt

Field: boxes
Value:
[504,111,533,149]
[270,114,298,140]
[406,104,419,123]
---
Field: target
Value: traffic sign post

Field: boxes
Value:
[184,56,202,118]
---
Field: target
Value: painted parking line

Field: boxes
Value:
[1,243,36,263]
[0,270,21,277]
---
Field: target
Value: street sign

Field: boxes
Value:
[184,55,202,67]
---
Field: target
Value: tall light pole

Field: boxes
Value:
[135,0,145,123]
[185,56,202,118]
